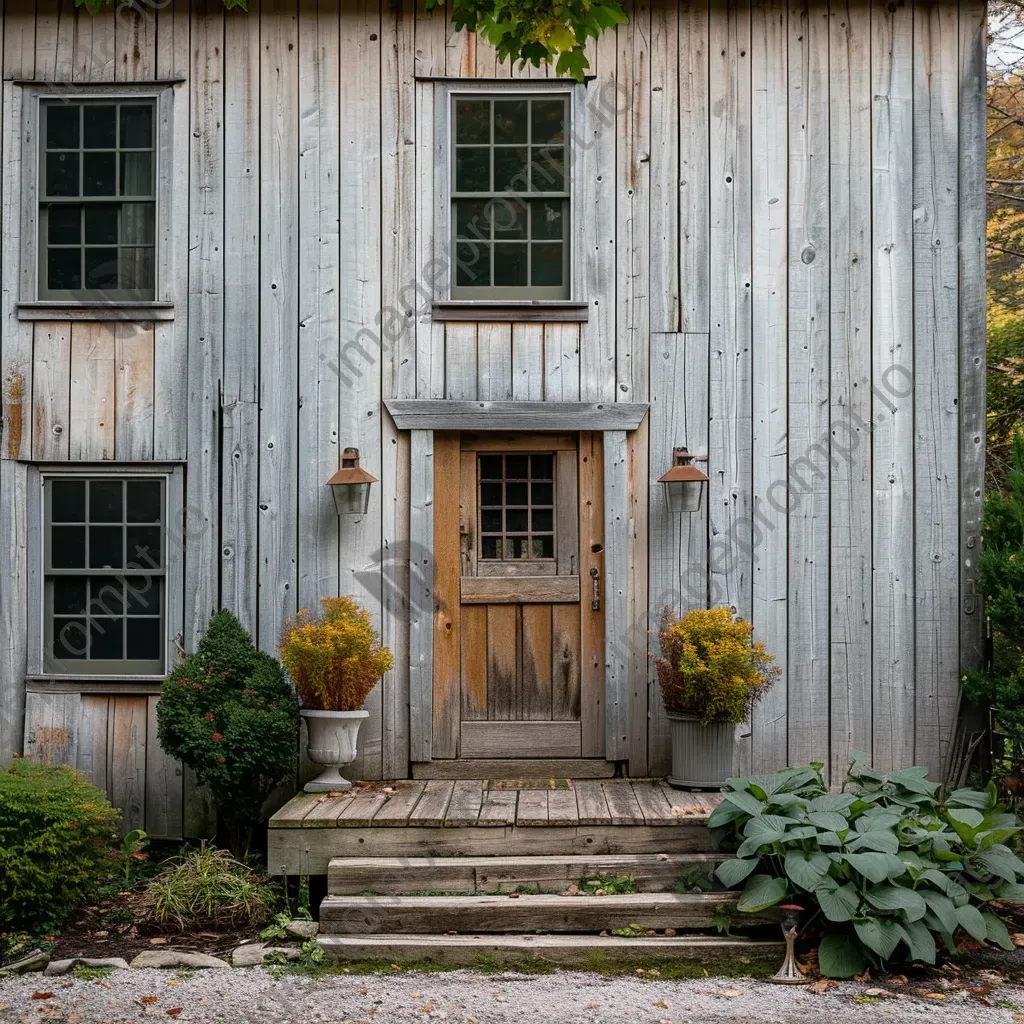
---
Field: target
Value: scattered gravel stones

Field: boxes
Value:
[0,950,49,976]
[231,943,302,967]
[45,956,130,976]
[128,950,231,970]
[285,919,319,940]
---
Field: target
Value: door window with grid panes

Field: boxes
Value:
[44,477,165,674]
[451,94,569,299]
[39,99,156,300]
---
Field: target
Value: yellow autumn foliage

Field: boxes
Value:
[279,596,393,712]
[654,607,780,726]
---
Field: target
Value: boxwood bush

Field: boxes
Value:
[710,754,1023,977]
[0,758,121,937]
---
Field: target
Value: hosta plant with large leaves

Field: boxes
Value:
[709,754,1024,978]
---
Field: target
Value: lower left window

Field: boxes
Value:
[44,474,165,675]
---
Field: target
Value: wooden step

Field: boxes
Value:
[318,933,785,970]
[328,853,723,895]
[319,891,776,934]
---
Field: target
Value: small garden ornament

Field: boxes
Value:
[280,596,393,792]
[769,904,808,985]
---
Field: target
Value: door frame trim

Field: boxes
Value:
[409,425,637,767]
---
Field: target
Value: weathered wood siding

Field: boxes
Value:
[0,0,986,820]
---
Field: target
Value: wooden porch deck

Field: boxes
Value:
[268,779,723,875]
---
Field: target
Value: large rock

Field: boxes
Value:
[129,950,231,969]
[285,920,319,940]
[46,957,130,976]
[0,950,49,976]
[231,942,302,967]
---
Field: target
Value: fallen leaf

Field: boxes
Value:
[585,1004,600,1010]
[887,975,908,986]
[864,989,894,999]
[561,884,579,897]
[664,928,677,937]
[31,993,55,1001]
[140,997,158,1005]
[166,1010,183,1017]
[360,986,368,995]
[807,979,836,995]
[149,938,169,946]
[1012,933,1024,947]
[412,993,421,999]
[922,993,946,1001]
[652,1001,669,1009]
[508,893,520,899]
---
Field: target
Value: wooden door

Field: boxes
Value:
[431,432,605,762]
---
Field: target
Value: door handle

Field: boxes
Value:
[590,566,600,611]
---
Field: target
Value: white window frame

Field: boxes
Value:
[17,83,178,319]
[27,464,184,681]
[428,78,585,305]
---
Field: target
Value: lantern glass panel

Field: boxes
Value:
[332,481,371,516]
[665,479,704,513]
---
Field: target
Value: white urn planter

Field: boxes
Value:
[300,709,369,793]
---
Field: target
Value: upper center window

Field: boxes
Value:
[39,98,156,301]
[452,94,570,300]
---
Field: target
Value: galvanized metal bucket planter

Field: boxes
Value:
[666,712,735,789]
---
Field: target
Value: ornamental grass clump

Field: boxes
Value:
[156,610,299,857]
[710,754,1024,978]
[280,596,393,712]
[654,607,780,725]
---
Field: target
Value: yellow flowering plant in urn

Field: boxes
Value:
[280,596,393,792]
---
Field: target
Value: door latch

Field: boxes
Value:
[590,566,600,611]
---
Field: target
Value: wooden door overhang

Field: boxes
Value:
[405,407,648,768]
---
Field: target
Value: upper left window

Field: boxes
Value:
[39,99,156,301]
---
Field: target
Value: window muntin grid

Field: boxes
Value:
[451,94,570,300]
[478,453,556,562]
[44,476,165,674]
[39,99,157,301]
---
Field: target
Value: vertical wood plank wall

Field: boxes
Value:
[0,0,987,809]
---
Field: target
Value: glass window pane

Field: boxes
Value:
[454,99,490,144]
[479,455,503,480]
[89,479,123,522]
[480,482,502,506]
[530,147,565,191]
[84,248,119,290]
[51,525,86,568]
[52,480,86,521]
[53,619,88,661]
[454,200,489,240]
[119,248,154,291]
[493,148,528,193]
[531,243,563,287]
[46,103,80,148]
[491,199,527,239]
[531,199,563,240]
[90,618,123,659]
[90,577,126,616]
[455,241,490,287]
[120,152,153,196]
[481,509,502,533]
[84,204,119,244]
[494,100,528,143]
[127,480,162,523]
[120,203,155,244]
[532,454,553,478]
[531,99,566,144]
[83,105,116,148]
[506,482,528,506]
[493,243,527,287]
[46,152,79,197]
[83,152,116,196]
[531,481,553,505]
[481,536,500,559]
[455,147,489,192]
[49,205,81,244]
[534,536,554,558]
[127,526,162,568]
[89,525,123,568]
[127,617,161,661]
[48,248,82,291]
[532,508,553,533]
[120,104,153,148]
[53,578,87,615]
[506,509,528,533]
[506,455,529,478]
[125,576,161,615]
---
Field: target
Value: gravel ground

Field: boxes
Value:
[3,968,1024,1024]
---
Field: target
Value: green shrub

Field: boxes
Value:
[710,754,1022,978]
[140,844,275,931]
[156,610,300,855]
[653,607,780,725]
[0,759,121,936]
